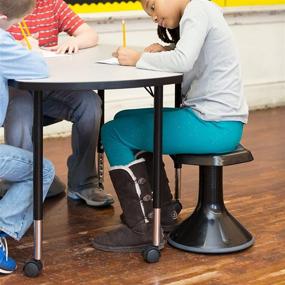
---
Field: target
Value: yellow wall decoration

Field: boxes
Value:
[71,2,142,13]
[69,0,285,14]
[225,0,285,5]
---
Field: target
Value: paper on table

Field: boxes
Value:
[96,57,119,65]
[40,50,69,58]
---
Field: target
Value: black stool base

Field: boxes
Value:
[170,146,255,254]
[168,208,254,254]
[168,238,254,254]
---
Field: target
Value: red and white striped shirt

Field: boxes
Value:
[8,0,84,47]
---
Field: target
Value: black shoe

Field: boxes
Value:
[0,180,10,199]
[46,176,66,198]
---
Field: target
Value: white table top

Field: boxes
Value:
[10,45,182,90]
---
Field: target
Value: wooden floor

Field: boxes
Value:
[1,107,285,285]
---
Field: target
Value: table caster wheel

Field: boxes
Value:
[142,246,160,263]
[23,259,43,277]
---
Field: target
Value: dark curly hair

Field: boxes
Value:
[157,26,180,45]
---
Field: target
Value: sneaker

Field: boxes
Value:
[0,237,17,274]
[0,232,8,238]
[68,187,114,207]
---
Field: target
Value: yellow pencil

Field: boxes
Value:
[122,20,126,48]
[22,19,31,36]
[19,22,32,50]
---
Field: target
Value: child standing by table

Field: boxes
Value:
[92,0,248,252]
[3,0,114,206]
[0,0,54,274]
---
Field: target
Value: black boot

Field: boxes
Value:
[121,152,182,232]
[92,158,164,252]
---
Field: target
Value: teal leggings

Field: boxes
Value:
[101,107,244,167]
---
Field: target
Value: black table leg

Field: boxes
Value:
[153,85,163,241]
[175,83,182,108]
[142,85,163,263]
[97,90,105,189]
[174,84,182,201]
[23,90,44,278]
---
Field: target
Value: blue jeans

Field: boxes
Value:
[0,144,54,241]
[102,108,244,166]
[4,88,102,192]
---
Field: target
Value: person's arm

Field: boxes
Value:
[144,43,174,53]
[115,2,209,72]
[0,32,48,80]
[54,23,98,54]
[70,23,98,49]
[45,0,98,54]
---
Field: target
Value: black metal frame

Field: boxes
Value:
[9,74,182,275]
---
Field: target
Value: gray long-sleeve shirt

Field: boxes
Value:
[136,0,248,123]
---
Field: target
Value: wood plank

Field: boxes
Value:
[1,107,285,284]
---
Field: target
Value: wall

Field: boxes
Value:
[86,5,285,114]
[1,5,284,140]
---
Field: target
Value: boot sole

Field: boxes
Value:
[77,193,114,207]
[92,240,165,253]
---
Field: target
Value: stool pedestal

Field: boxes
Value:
[168,166,254,253]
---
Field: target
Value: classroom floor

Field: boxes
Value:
[1,106,285,285]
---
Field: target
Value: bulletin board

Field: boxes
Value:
[66,0,285,13]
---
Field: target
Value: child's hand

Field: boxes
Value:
[112,47,141,66]
[144,43,167,53]
[43,36,79,54]
[21,33,39,49]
